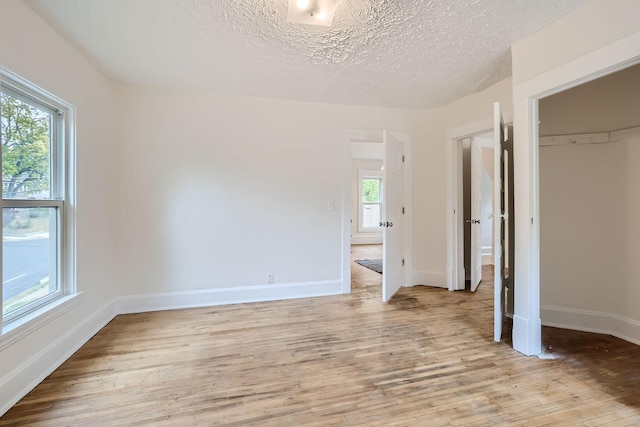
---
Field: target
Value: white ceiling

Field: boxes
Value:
[25,0,586,109]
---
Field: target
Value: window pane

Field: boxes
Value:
[362,204,381,228]
[362,178,380,203]
[1,93,51,199]
[3,207,57,315]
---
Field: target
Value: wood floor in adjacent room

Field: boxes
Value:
[2,244,639,426]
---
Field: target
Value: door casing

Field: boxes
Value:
[512,34,640,356]
[341,129,413,295]
[446,116,512,293]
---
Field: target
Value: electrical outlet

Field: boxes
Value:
[266,273,274,284]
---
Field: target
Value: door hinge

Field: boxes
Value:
[402,207,405,214]
[402,259,405,266]
[402,155,405,163]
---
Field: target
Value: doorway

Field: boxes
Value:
[342,130,413,302]
[446,107,515,343]
[350,150,384,299]
[512,38,640,355]
[537,63,640,345]
[460,134,494,291]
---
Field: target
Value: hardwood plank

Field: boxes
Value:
[1,245,639,425]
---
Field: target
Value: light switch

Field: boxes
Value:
[327,200,335,211]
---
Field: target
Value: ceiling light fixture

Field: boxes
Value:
[287,0,338,27]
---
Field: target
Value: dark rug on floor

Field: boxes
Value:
[355,259,383,274]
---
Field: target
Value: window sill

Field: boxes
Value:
[0,293,84,351]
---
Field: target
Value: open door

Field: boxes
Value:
[493,103,515,341]
[493,103,505,341]
[469,137,483,291]
[504,126,515,320]
[382,131,403,302]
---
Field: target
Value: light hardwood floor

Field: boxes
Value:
[2,244,639,426]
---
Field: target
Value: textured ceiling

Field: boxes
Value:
[25,0,587,109]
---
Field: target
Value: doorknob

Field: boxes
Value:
[465,219,480,224]
[386,221,393,227]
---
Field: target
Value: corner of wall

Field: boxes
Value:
[541,306,640,347]
[0,299,118,416]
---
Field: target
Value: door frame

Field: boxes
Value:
[341,129,413,294]
[512,33,640,356]
[446,117,512,292]
[470,136,493,292]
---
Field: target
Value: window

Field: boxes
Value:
[359,174,382,232]
[1,72,73,325]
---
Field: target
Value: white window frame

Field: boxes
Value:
[0,69,75,329]
[358,170,383,233]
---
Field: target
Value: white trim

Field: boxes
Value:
[116,280,343,315]
[539,132,609,146]
[395,131,414,287]
[481,255,493,265]
[357,170,383,233]
[342,132,353,293]
[610,125,640,142]
[0,69,77,328]
[541,305,640,346]
[0,278,346,416]
[539,127,640,146]
[513,31,640,357]
[514,33,640,102]
[342,129,414,293]
[351,236,382,245]
[411,271,447,289]
[343,128,383,144]
[445,115,513,292]
[0,298,117,416]
[481,244,493,266]
[0,293,83,351]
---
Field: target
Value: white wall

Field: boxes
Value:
[350,159,383,245]
[481,149,493,263]
[0,0,541,412]
[540,138,640,344]
[540,142,626,315]
[511,0,640,354]
[512,0,640,85]
[412,78,513,288]
[538,62,640,344]
[623,137,640,325]
[115,86,413,302]
[477,140,494,265]
[0,0,118,413]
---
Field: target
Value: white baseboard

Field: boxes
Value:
[351,236,382,245]
[411,271,447,289]
[481,247,493,266]
[0,299,117,416]
[512,314,542,356]
[1,279,344,416]
[117,280,344,314]
[541,305,640,346]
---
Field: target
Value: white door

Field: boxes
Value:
[470,137,483,292]
[382,131,403,302]
[493,102,505,341]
